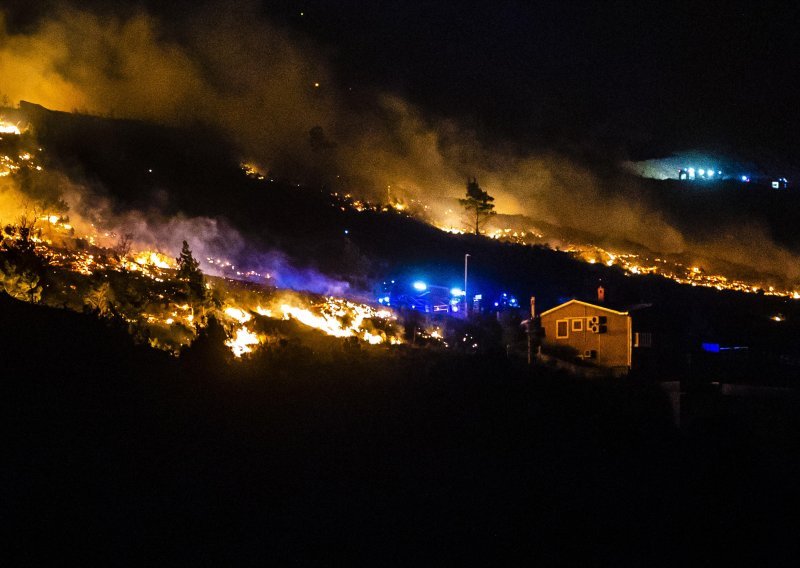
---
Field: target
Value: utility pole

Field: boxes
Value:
[528,296,536,365]
[464,253,470,317]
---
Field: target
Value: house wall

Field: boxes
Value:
[540,302,632,370]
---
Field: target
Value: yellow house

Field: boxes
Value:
[539,300,632,374]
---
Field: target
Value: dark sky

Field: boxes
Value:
[280,1,800,161]
[5,0,799,162]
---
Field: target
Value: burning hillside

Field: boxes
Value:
[0,138,402,356]
[1,2,799,304]
[0,216,403,357]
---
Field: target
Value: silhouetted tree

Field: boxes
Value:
[114,232,133,259]
[176,240,205,301]
[459,177,495,235]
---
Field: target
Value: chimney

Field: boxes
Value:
[597,286,605,303]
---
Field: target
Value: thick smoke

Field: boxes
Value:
[1,2,800,289]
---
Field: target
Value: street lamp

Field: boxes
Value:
[464,253,470,317]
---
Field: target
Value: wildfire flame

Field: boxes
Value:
[278,297,398,345]
[135,251,173,269]
[0,123,21,135]
[225,327,263,357]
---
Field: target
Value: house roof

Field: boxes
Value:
[539,299,629,318]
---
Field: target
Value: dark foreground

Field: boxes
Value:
[3,295,799,564]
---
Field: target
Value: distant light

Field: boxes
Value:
[383,296,390,303]
[391,280,395,284]
[718,170,722,175]
[452,306,459,312]
[688,168,695,176]
[344,229,349,235]
[502,292,507,297]
[698,169,705,176]
[313,82,320,88]
[148,169,153,173]
[474,294,483,300]
[707,170,714,177]
[494,302,499,307]
[450,287,464,296]
[741,175,750,182]
[413,281,427,291]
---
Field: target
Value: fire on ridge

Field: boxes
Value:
[0,163,403,358]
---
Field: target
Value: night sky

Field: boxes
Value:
[4,0,799,163]
[285,0,800,160]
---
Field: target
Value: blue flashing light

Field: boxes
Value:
[413,281,427,292]
[450,287,464,297]
[701,342,721,353]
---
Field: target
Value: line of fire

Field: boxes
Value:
[1,101,799,388]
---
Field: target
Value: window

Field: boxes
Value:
[634,332,652,348]
[571,318,583,332]
[556,320,569,338]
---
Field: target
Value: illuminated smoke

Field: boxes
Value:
[2,3,800,290]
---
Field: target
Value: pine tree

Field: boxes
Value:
[176,240,205,300]
[459,178,495,235]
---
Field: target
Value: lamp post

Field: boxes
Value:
[464,253,470,317]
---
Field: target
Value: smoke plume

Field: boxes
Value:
[1,2,799,289]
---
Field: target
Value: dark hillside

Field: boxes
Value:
[4,292,799,563]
